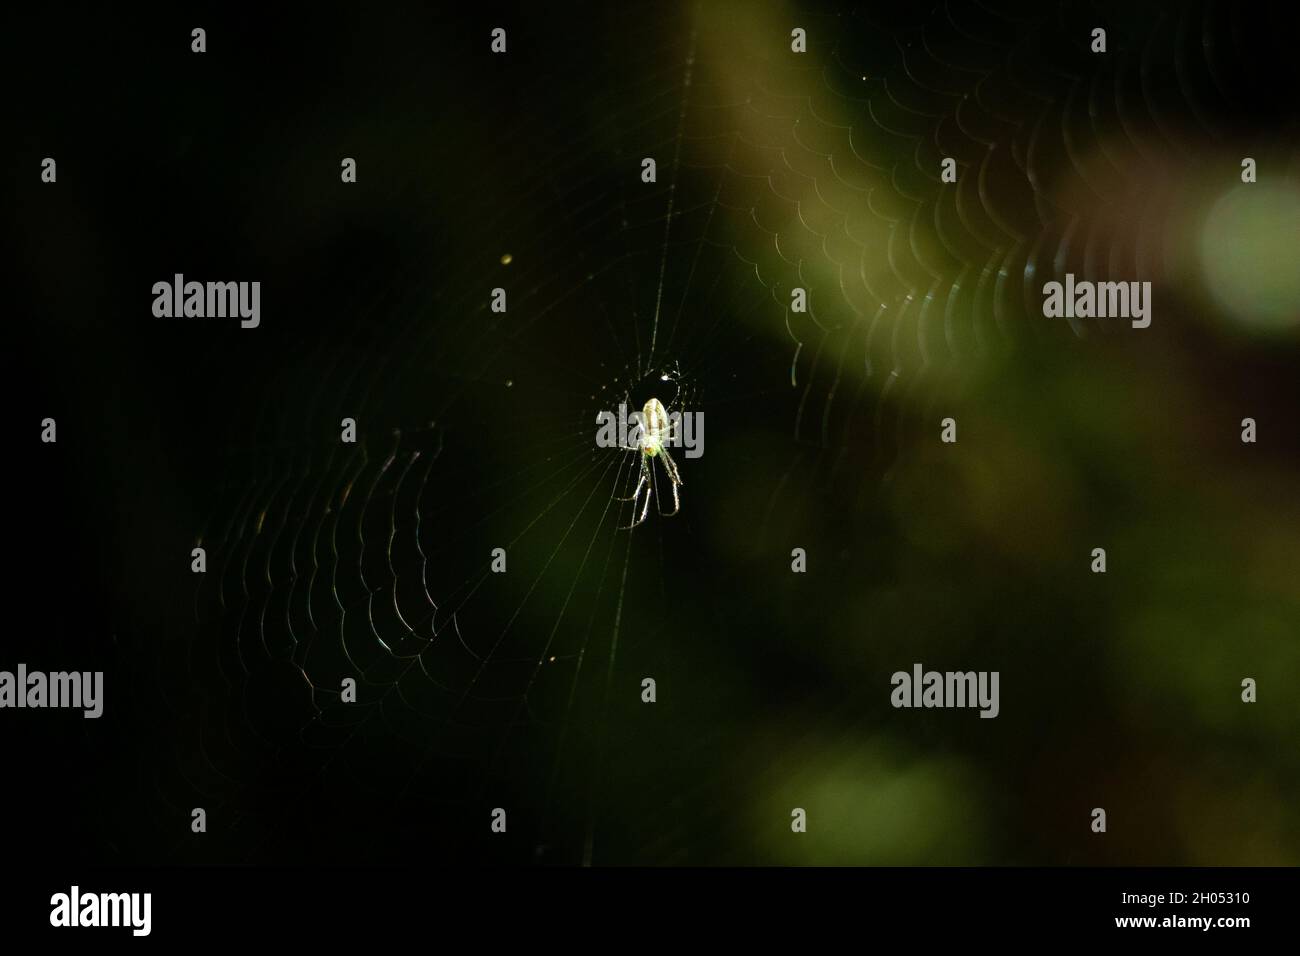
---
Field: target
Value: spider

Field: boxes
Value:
[617,397,683,529]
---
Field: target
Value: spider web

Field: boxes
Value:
[122,0,1295,864]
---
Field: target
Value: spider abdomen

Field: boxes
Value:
[640,398,670,456]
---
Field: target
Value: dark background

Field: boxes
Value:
[5,0,1298,866]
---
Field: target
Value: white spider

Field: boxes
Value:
[617,397,683,529]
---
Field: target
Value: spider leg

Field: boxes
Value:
[654,453,681,517]
[636,470,653,525]
[615,454,647,501]
[619,457,652,529]
[659,446,682,486]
